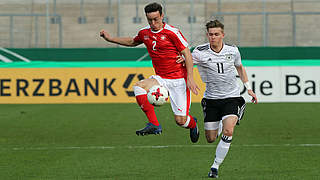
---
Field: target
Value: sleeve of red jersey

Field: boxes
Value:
[169,30,189,52]
[133,31,143,43]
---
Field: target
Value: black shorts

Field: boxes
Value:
[201,97,246,124]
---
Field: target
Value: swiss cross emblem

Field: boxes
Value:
[161,35,166,40]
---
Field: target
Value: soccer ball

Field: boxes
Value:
[147,85,169,106]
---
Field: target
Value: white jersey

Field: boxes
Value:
[192,43,242,99]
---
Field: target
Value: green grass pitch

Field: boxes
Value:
[0,103,320,180]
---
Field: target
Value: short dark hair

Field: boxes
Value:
[144,2,163,15]
[206,20,224,32]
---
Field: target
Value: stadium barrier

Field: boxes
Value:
[1,47,320,103]
[0,67,155,104]
[1,60,320,103]
[2,47,320,62]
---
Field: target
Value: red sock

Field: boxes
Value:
[136,94,159,126]
[187,115,196,129]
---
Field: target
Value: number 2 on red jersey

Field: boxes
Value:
[152,41,156,51]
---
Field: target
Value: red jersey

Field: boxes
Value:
[133,23,188,79]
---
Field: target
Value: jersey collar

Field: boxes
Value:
[150,23,165,33]
[210,43,225,55]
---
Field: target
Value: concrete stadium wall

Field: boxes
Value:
[1,1,320,48]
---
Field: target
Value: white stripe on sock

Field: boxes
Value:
[133,86,147,96]
[182,115,191,128]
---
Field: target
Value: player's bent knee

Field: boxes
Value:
[206,137,217,143]
[175,119,185,126]
[134,79,159,90]
[223,129,234,137]
[205,131,217,143]
[134,81,145,88]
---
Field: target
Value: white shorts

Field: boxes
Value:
[150,75,191,116]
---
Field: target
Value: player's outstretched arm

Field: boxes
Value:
[100,30,141,47]
[236,65,258,104]
[181,48,200,95]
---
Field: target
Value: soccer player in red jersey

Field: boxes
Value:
[100,2,200,143]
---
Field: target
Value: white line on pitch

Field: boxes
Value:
[2,144,320,151]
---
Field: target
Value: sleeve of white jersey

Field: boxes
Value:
[234,47,242,67]
[192,49,201,65]
[192,49,209,82]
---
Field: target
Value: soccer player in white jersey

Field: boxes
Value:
[192,20,258,178]
[100,2,200,143]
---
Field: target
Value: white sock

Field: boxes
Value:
[211,135,232,169]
